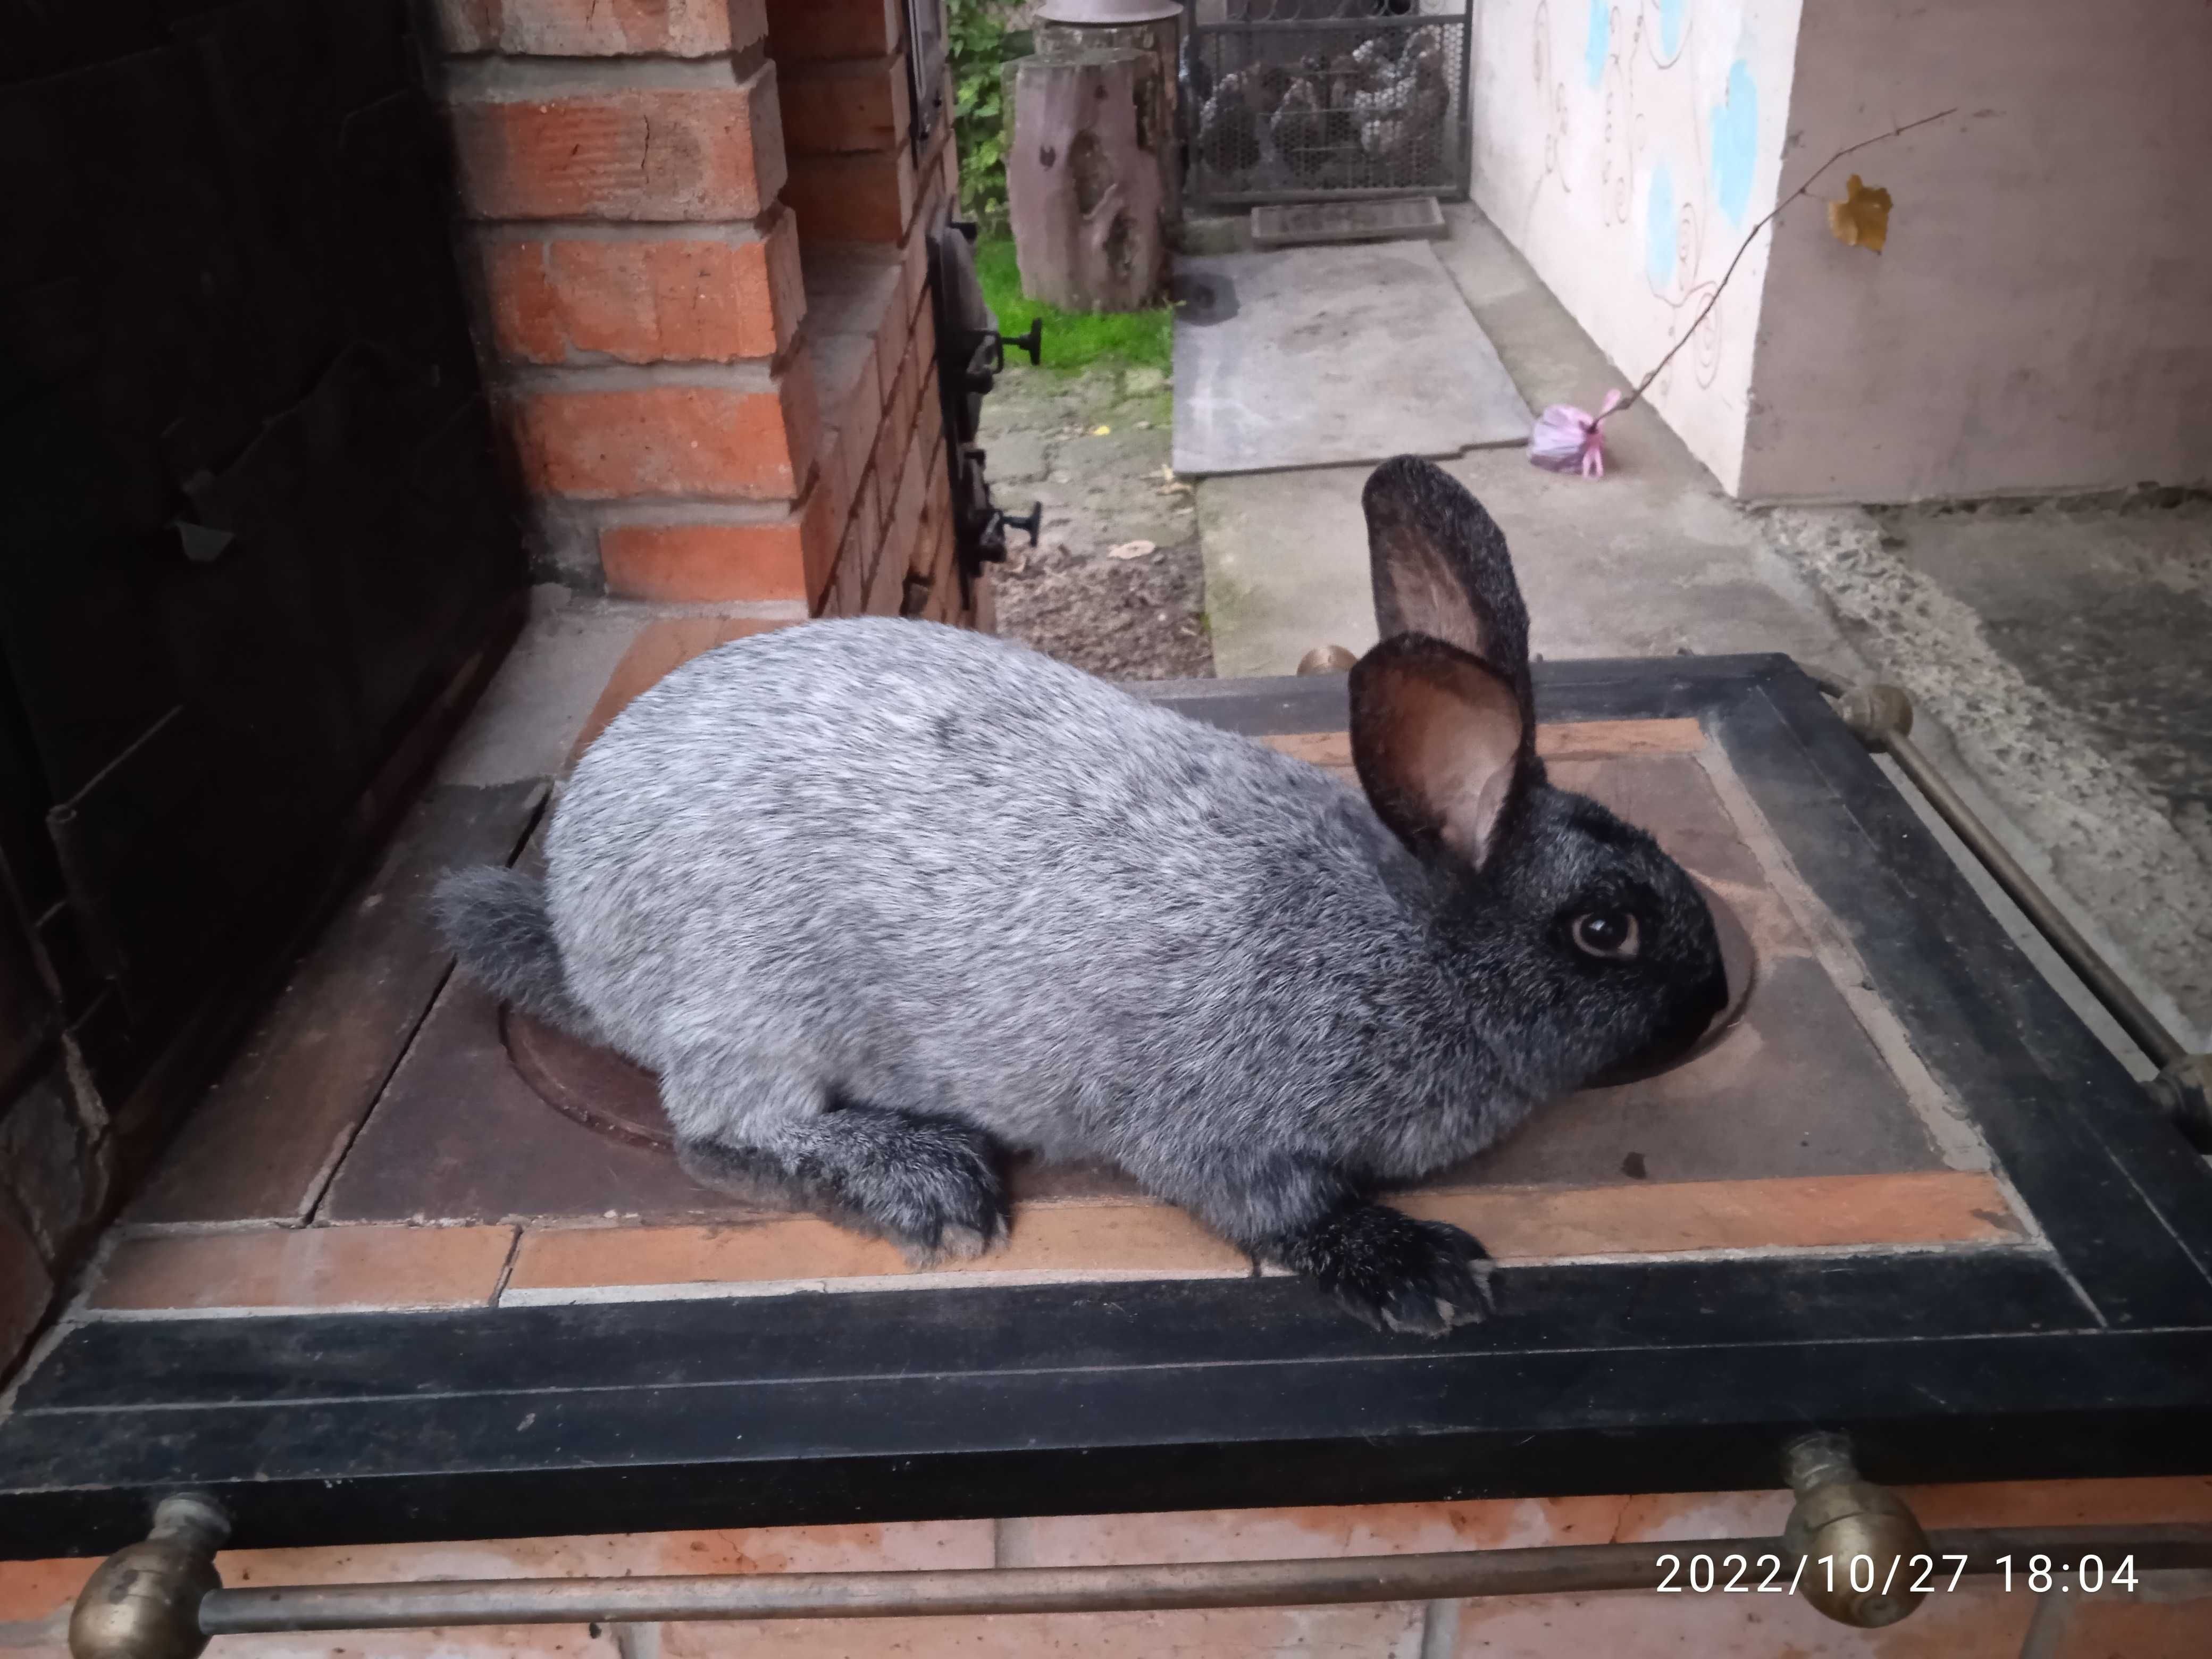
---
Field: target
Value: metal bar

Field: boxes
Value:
[1453,0,1474,201]
[1882,727,2185,1069]
[1191,182,1461,205]
[1195,16,1454,35]
[198,1527,2212,1635]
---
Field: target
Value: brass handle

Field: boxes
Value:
[1297,644,1357,675]
[69,1494,227,1659]
[1781,1432,1930,1627]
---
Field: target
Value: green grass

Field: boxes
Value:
[974,237,1172,375]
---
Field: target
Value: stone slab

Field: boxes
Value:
[1171,241,1532,476]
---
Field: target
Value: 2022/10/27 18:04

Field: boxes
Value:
[1652,1553,2139,1594]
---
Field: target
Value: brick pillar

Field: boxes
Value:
[429,0,828,606]
[766,0,968,625]
[429,0,975,623]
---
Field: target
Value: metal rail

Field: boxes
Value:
[1829,682,2209,1144]
[196,1526,2212,1633]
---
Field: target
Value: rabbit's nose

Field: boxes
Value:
[1693,961,1731,1033]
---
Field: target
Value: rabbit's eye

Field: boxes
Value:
[1571,911,1640,960]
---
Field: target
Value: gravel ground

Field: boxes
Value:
[1765,488,2212,1038]
[975,362,1213,681]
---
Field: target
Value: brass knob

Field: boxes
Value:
[2148,1053,2212,1152]
[1297,645,1358,675]
[70,1495,227,1659]
[1781,1434,1930,1628]
[1836,683,1914,749]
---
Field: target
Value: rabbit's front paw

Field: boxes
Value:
[872,1121,1013,1268]
[1288,1205,1495,1336]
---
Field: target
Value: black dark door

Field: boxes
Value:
[0,2,524,1126]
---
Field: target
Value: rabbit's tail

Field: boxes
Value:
[432,865,600,1040]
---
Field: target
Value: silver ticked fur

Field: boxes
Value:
[435,458,1725,1332]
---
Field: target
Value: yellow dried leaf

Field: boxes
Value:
[1828,174,1892,253]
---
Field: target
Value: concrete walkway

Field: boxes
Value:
[1194,210,1858,681]
[1187,205,2210,1060]
[1171,241,1529,476]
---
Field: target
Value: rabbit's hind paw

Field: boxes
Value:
[677,1105,1011,1269]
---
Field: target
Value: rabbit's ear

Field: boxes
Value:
[1350,635,1531,870]
[1364,456,1532,717]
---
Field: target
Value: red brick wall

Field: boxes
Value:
[767,0,968,626]
[426,0,978,626]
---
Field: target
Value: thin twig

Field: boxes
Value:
[1606,107,1959,420]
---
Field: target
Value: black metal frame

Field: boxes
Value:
[3,656,2208,1560]
[925,212,1044,609]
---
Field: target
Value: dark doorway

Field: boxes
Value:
[0,0,525,1280]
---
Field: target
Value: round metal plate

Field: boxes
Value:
[501,1004,671,1152]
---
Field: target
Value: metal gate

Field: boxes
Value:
[1180,1,1472,209]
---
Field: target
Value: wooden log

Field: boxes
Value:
[1007,49,1167,313]
[1033,15,1182,229]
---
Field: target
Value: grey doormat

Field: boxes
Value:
[1171,240,1532,477]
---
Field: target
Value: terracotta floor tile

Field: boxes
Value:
[319,980,744,1226]
[1451,1581,2035,1657]
[0,1557,95,1626]
[127,781,548,1227]
[999,1498,1631,1568]
[1399,1172,2022,1258]
[1896,1474,2212,1530]
[182,1624,614,1657]
[1603,1474,2212,1576]
[90,1225,517,1314]
[570,617,795,767]
[504,1205,1247,1302]
[2038,1585,2212,1659]
[1260,718,1705,773]
[0,1527,996,1659]
[664,1603,1429,1658]
[1605,1476,2212,1546]
[209,1521,993,1589]
[504,1170,2015,1304]
[1608,1489,1796,1543]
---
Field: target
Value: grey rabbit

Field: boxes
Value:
[435,457,1727,1334]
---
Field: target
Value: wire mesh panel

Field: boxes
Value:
[1181,2,1470,208]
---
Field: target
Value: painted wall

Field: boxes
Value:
[1740,1,2212,501]
[1469,1,1804,494]
[1472,0,2212,503]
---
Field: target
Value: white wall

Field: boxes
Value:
[1469,0,1804,494]
[1739,0,2212,502]
[1471,0,2212,503]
